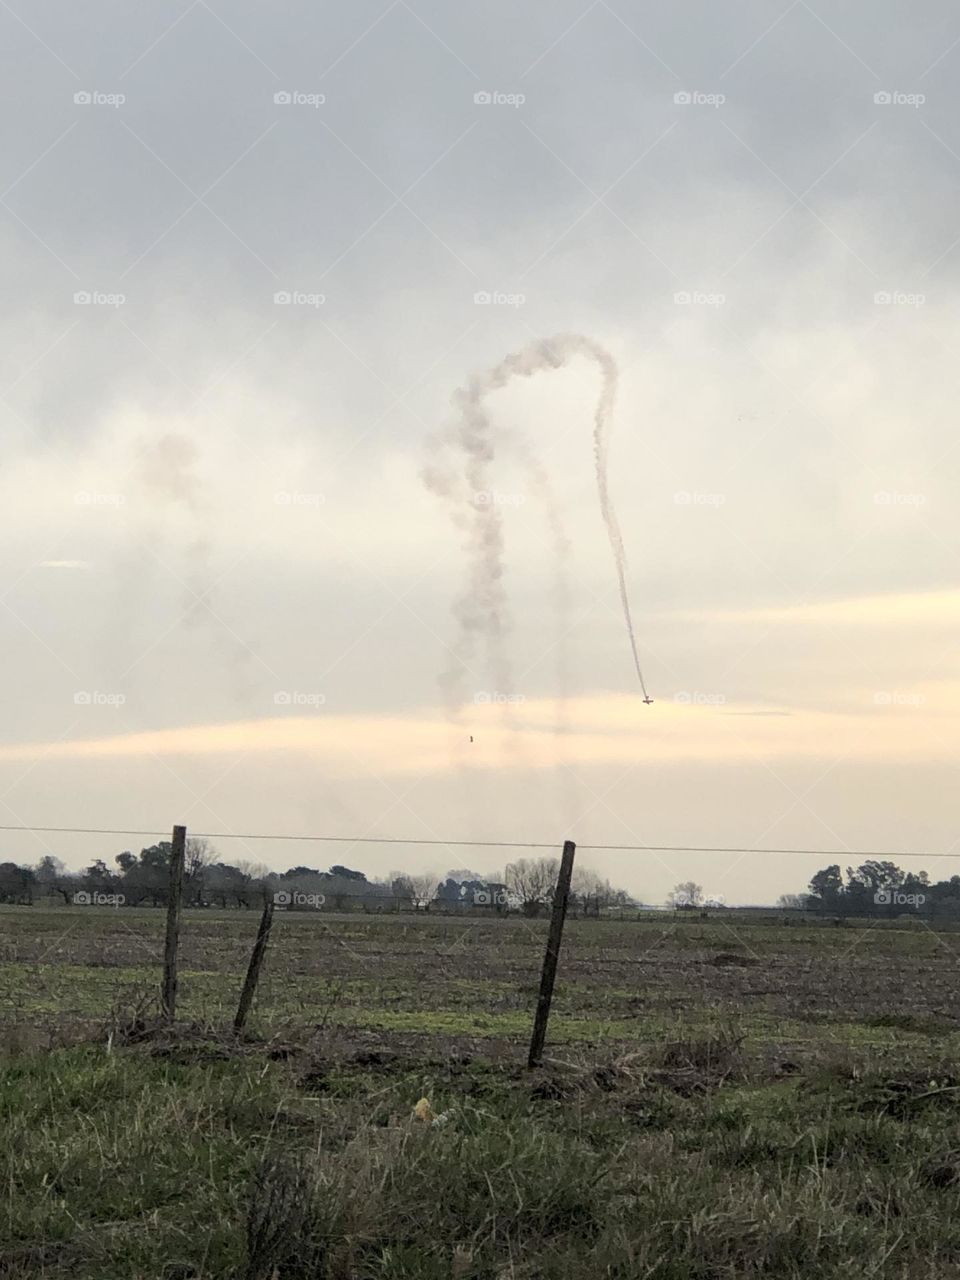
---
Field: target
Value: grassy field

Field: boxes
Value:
[3,906,960,1277]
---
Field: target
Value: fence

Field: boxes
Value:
[54,824,582,1069]
[4,819,957,1065]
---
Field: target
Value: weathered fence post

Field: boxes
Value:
[528,839,576,1068]
[161,824,187,1023]
[234,896,275,1034]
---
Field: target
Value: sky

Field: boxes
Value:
[2,0,960,904]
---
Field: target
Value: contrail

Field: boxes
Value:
[424,333,652,705]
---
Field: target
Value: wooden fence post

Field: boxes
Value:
[527,839,576,1068]
[234,896,275,1034]
[161,824,187,1023]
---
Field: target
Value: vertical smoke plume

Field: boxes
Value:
[424,333,651,708]
[135,433,258,702]
[505,430,573,726]
[139,433,212,625]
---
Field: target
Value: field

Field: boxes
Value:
[4,906,960,1277]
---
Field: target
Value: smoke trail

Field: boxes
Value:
[139,434,213,626]
[505,429,573,727]
[506,429,582,826]
[134,433,258,703]
[424,333,651,706]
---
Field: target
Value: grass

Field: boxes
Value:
[5,1033,960,1277]
[4,906,960,1275]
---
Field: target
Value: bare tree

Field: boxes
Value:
[185,837,217,903]
[232,860,272,907]
[410,872,439,910]
[777,893,807,911]
[505,857,559,916]
[390,872,416,908]
[571,867,604,917]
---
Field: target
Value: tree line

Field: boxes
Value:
[795,860,960,918]
[0,845,636,916]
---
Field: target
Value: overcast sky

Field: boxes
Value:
[3,0,960,903]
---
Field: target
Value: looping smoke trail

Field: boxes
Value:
[423,332,651,707]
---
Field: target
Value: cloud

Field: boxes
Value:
[2,686,957,777]
[701,589,960,629]
[4,2,960,902]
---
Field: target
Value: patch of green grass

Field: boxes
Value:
[0,1046,295,1278]
[7,1037,960,1277]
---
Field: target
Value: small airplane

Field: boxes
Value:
[469,735,474,742]
[643,696,654,705]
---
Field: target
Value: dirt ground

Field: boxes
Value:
[1,906,958,1063]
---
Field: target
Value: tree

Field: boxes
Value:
[504,858,559,917]
[0,863,35,904]
[669,882,702,909]
[230,861,272,908]
[390,874,416,909]
[777,893,807,911]
[139,842,173,870]
[185,837,217,904]
[35,855,64,883]
[435,877,463,903]
[808,865,843,911]
[206,863,255,909]
[570,869,635,916]
[34,856,74,904]
[572,868,604,915]
[847,860,904,895]
[82,860,118,895]
[409,873,439,910]
[117,845,169,906]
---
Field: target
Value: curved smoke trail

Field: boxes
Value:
[423,333,651,706]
